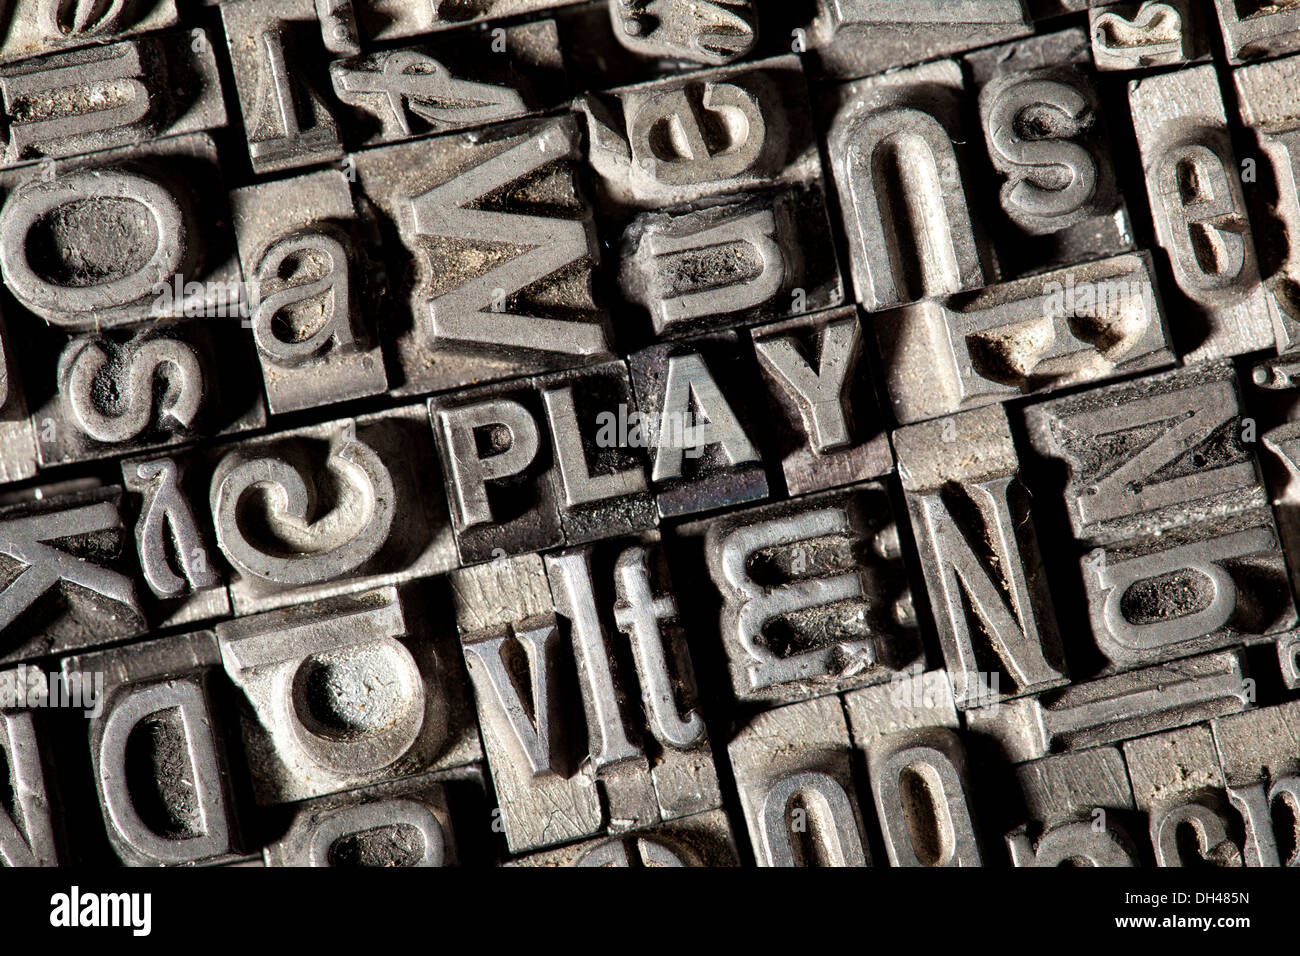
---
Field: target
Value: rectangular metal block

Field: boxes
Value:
[0,484,146,665]
[352,114,613,396]
[825,60,997,313]
[63,631,244,866]
[221,0,344,174]
[330,19,569,149]
[699,484,924,705]
[750,306,893,496]
[1081,508,1296,670]
[965,650,1253,762]
[216,586,481,804]
[1023,361,1266,547]
[1089,2,1202,71]
[230,168,388,415]
[1233,54,1300,354]
[1128,65,1276,361]
[32,317,266,469]
[806,0,1033,79]
[876,252,1173,424]
[1213,0,1300,64]
[0,132,243,330]
[618,185,845,340]
[209,405,457,615]
[967,29,1135,275]
[429,378,564,565]
[0,0,178,64]
[505,808,739,867]
[264,772,460,867]
[579,56,821,214]
[120,453,231,631]
[727,695,872,867]
[354,0,585,42]
[894,406,1069,706]
[0,28,226,169]
[1007,747,1143,865]
[534,361,658,546]
[627,332,770,519]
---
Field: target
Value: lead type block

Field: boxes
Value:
[353,115,613,395]
[208,406,457,615]
[844,676,984,866]
[1129,65,1276,361]
[894,406,1068,707]
[63,631,244,866]
[827,60,997,313]
[750,306,892,496]
[1122,726,1239,867]
[216,587,481,804]
[728,696,872,867]
[1210,702,1300,867]
[231,169,387,415]
[1089,2,1201,71]
[701,486,923,705]
[508,808,739,867]
[967,29,1134,274]
[876,252,1172,424]
[1008,747,1141,866]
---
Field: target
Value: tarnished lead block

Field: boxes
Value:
[1233,54,1300,355]
[0,133,242,330]
[0,673,59,865]
[580,56,820,213]
[354,0,585,41]
[1210,702,1300,866]
[0,29,226,169]
[353,115,612,395]
[1089,2,1200,71]
[230,169,387,415]
[1128,65,1276,361]
[209,406,456,615]
[0,311,36,485]
[876,251,1172,424]
[221,0,343,174]
[844,677,983,866]
[1024,361,1266,547]
[63,631,243,866]
[618,186,844,340]
[264,773,459,867]
[0,0,178,65]
[965,650,1252,763]
[429,377,562,564]
[750,306,892,496]
[827,60,996,313]
[609,1,758,65]
[1212,0,1300,64]
[1122,726,1239,867]
[968,29,1134,274]
[331,20,568,149]
[805,0,1033,79]
[1008,748,1141,866]
[628,333,768,519]
[0,484,145,665]
[701,486,923,705]
[894,406,1068,707]
[34,318,265,468]
[121,454,230,630]
[1081,508,1296,669]
[217,586,480,805]
[507,809,739,867]
[728,696,871,867]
